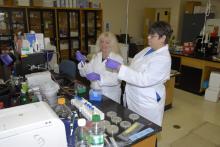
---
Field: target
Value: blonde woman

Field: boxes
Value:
[76,32,123,103]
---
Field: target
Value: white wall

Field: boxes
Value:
[103,0,182,44]
[102,0,220,44]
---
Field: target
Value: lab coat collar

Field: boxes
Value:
[154,44,169,54]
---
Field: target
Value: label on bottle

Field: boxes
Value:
[88,134,104,147]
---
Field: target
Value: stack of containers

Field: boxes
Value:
[183,42,194,55]
[204,71,220,102]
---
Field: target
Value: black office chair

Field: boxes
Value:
[59,60,76,80]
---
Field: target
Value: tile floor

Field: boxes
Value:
[158,88,220,147]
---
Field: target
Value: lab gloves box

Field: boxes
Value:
[209,71,220,88]
[204,88,220,102]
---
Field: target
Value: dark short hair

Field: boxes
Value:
[148,21,173,44]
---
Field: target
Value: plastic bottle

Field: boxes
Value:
[75,118,89,147]
[20,90,29,105]
[88,114,104,147]
[54,97,72,119]
[20,81,29,105]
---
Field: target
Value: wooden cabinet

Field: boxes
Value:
[0,7,27,49]
[171,54,220,94]
[27,8,56,45]
[81,10,102,53]
[0,6,103,61]
[57,9,80,60]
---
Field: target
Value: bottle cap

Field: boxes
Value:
[0,101,4,109]
[78,118,86,127]
[57,97,65,105]
[92,114,101,122]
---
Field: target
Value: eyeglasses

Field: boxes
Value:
[148,34,159,39]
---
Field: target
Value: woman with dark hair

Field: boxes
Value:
[105,21,173,126]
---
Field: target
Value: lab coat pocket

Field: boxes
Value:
[156,92,161,102]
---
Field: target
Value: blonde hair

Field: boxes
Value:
[95,32,121,55]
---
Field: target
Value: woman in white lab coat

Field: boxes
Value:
[105,21,173,126]
[76,32,123,103]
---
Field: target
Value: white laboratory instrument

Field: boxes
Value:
[0,102,67,147]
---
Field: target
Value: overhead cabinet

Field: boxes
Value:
[27,8,56,45]
[82,10,102,52]
[57,9,80,60]
[0,7,27,49]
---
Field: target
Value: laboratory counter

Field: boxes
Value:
[170,51,220,94]
[170,51,220,63]
[57,74,161,147]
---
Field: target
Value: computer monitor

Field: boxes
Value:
[15,52,46,76]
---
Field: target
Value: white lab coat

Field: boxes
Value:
[78,52,123,103]
[118,45,171,126]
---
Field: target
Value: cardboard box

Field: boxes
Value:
[43,0,55,7]
[32,0,43,7]
[16,0,30,6]
[0,0,4,5]
[185,1,201,14]
[4,0,14,6]
[204,88,220,102]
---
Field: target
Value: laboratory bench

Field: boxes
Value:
[88,96,161,147]
[0,73,161,147]
[170,51,220,94]
[55,72,161,147]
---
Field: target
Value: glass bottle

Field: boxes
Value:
[54,97,72,119]
[88,114,104,147]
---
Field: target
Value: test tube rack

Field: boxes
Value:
[71,96,105,121]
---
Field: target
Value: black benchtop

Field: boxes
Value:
[56,72,162,146]
[87,96,161,146]
[170,51,220,63]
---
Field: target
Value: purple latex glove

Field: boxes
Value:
[76,51,86,62]
[86,72,100,81]
[0,54,13,66]
[105,58,121,70]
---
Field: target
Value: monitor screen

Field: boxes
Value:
[15,52,46,76]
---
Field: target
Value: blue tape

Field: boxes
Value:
[128,128,154,142]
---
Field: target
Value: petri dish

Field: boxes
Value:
[120,120,131,129]
[111,116,122,125]
[106,125,119,136]
[106,111,117,118]
[100,120,111,130]
[129,113,140,122]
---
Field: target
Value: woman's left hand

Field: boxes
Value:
[86,72,101,81]
[105,58,121,70]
